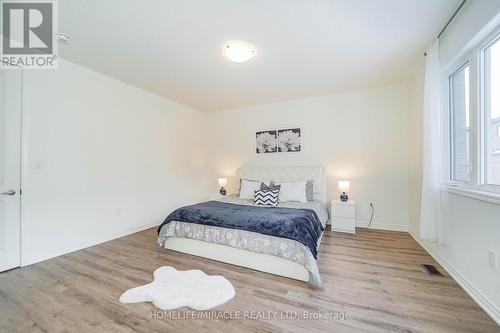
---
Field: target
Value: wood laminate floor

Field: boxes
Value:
[0,228,498,333]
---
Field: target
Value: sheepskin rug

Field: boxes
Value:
[119,266,235,310]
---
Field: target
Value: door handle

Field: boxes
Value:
[1,190,16,196]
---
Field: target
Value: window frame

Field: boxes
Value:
[480,33,500,188]
[448,61,472,183]
[442,25,500,198]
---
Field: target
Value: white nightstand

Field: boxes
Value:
[330,200,356,234]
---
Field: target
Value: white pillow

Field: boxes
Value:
[239,179,270,200]
[273,181,307,203]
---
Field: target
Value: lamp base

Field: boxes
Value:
[340,192,348,202]
[219,187,226,195]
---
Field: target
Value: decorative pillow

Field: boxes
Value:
[239,179,270,200]
[271,180,314,201]
[272,181,307,203]
[305,180,314,201]
[260,183,281,192]
[254,189,280,207]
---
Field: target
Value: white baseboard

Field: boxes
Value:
[21,222,159,266]
[410,232,500,326]
[356,220,408,232]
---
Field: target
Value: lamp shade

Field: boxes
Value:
[338,180,350,193]
[218,178,227,187]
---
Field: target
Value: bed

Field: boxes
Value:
[157,166,328,287]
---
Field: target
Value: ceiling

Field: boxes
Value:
[59,0,459,112]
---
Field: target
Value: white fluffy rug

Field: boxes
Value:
[119,266,235,310]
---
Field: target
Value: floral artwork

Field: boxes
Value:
[256,128,301,153]
[278,128,301,152]
[256,130,277,153]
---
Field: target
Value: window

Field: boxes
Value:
[444,28,500,197]
[484,36,500,186]
[449,64,470,182]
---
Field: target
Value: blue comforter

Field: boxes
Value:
[157,201,324,258]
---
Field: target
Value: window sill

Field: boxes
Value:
[441,184,500,205]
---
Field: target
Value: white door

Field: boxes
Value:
[0,67,22,272]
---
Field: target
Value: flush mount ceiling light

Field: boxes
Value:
[222,41,256,64]
[55,33,71,44]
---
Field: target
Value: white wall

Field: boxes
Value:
[440,0,500,66]
[206,86,410,231]
[21,59,210,265]
[438,192,500,318]
[408,1,500,323]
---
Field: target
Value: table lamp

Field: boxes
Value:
[338,180,350,202]
[218,178,227,195]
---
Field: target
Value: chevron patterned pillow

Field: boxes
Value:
[254,189,280,206]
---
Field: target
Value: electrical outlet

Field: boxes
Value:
[488,250,497,270]
[32,160,43,170]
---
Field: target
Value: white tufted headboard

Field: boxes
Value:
[236,165,327,205]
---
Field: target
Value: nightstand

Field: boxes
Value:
[330,200,356,234]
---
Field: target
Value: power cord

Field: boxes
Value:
[367,203,375,228]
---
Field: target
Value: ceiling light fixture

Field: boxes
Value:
[55,33,71,44]
[222,41,255,64]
